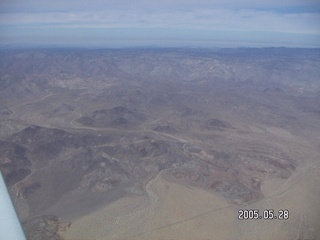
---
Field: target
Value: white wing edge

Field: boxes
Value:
[0,171,27,240]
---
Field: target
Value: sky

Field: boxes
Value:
[0,0,319,48]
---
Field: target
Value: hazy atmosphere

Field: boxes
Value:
[1,0,320,47]
[1,1,320,240]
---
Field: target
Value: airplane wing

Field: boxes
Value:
[0,172,26,240]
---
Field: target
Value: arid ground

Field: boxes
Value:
[0,48,319,239]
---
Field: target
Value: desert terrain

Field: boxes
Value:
[0,48,319,239]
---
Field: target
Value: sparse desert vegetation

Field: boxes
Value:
[0,48,319,239]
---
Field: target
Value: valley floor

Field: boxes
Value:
[64,157,320,240]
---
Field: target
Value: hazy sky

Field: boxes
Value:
[1,0,319,47]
